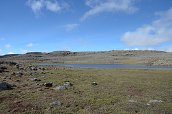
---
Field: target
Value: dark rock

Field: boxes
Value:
[41,72,46,74]
[0,82,16,90]
[11,72,16,75]
[44,82,53,87]
[0,69,3,73]
[8,61,17,66]
[0,66,8,73]
[0,66,7,70]
[19,67,24,70]
[29,66,38,71]
[16,80,20,82]
[92,82,98,86]
[16,64,20,69]
[39,67,46,71]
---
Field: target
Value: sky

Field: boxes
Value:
[0,0,172,55]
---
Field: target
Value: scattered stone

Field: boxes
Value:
[54,86,66,91]
[0,82,16,90]
[147,100,163,106]
[146,103,151,106]
[44,82,53,87]
[16,72,23,77]
[30,78,41,81]
[64,81,73,88]
[92,82,98,86]
[50,101,61,107]
[30,72,39,76]
[29,66,38,71]
[41,76,46,78]
[37,88,43,91]
[39,67,46,71]
[19,67,24,70]
[11,72,16,75]
[53,82,73,91]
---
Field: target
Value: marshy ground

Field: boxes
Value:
[0,61,172,114]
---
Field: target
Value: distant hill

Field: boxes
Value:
[0,50,172,66]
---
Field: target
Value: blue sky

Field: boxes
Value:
[0,0,172,55]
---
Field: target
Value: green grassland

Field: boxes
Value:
[1,67,172,114]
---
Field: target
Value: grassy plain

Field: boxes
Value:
[1,67,172,114]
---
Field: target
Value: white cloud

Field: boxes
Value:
[27,0,44,14]
[81,0,138,20]
[5,44,11,48]
[7,52,15,54]
[26,43,34,47]
[45,0,61,12]
[122,7,172,46]
[64,23,79,31]
[21,49,32,54]
[27,0,68,14]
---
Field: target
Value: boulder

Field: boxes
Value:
[64,81,73,88]
[0,82,16,90]
[44,82,53,87]
[53,82,73,91]
[50,100,61,107]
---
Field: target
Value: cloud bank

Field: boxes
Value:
[122,7,172,46]
[81,0,138,20]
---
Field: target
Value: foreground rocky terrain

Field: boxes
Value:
[0,50,172,66]
[0,59,172,114]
